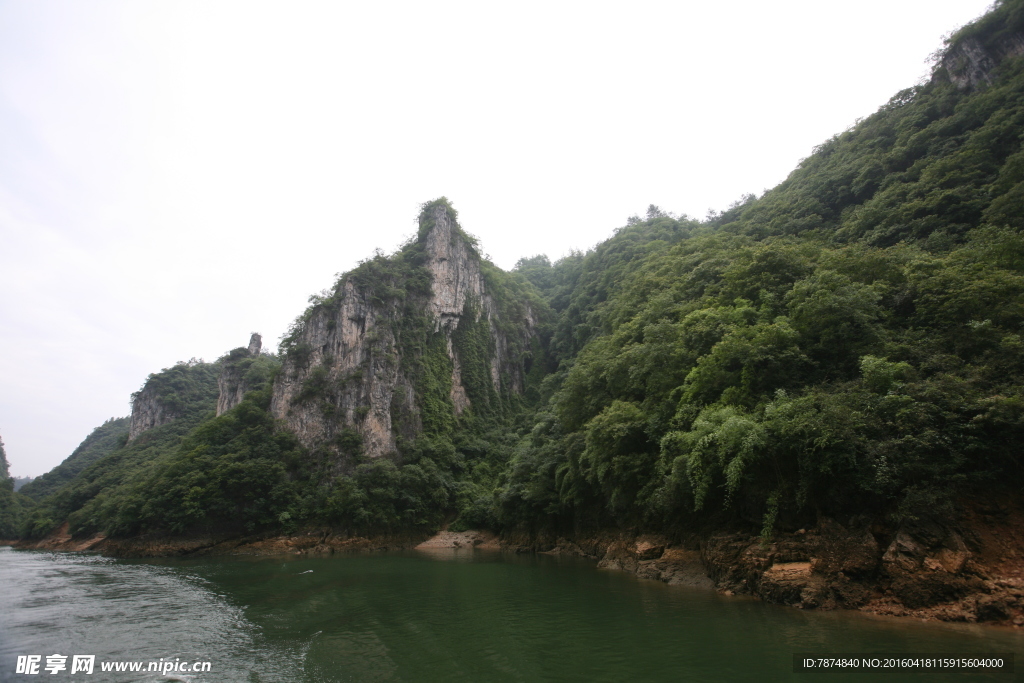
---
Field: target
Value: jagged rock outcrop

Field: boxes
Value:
[702,522,882,610]
[127,360,220,442]
[502,503,1024,625]
[271,201,538,459]
[128,382,178,442]
[247,333,262,356]
[424,204,533,401]
[697,515,1024,623]
[216,333,264,416]
[935,30,1024,90]
[271,275,409,458]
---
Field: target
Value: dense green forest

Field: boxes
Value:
[0,436,31,538]
[5,0,1024,544]
[495,1,1024,538]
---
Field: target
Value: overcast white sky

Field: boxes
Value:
[0,0,996,477]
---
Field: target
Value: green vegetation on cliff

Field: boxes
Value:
[276,198,549,534]
[220,346,280,394]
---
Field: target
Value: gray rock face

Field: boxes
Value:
[271,277,406,458]
[937,32,1024,90]
[424,205,532,400]
[216,367,248,417]
[217,349,253,417]
[270,203,537,459]
[128,383,177,442]
[127,361,219,442]
[247,333,262,356]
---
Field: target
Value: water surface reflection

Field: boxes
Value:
[1,546,1020,682]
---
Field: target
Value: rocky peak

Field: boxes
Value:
[423,203,491,329]
[270,199,538,462]
[247,333,262,356]
[217,334,265,417]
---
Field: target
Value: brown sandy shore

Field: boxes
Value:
[4,500,1024,629]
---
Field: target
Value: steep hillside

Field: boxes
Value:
[715,1,1024,248]
[19,417,129,500]
[128,359,220,442]
[496,0,1024,540]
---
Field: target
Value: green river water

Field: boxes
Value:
[0,546,1020,682]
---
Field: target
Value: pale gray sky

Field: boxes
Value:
[0,0,996,476]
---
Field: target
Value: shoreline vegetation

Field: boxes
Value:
[4,0,1024,633]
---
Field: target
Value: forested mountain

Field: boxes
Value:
[494,1,1024,540]
[18,417,129,501]
[6,0,1024,576]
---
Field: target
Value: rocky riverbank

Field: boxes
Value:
[501,498,1024,628]
[7,498,1023,628]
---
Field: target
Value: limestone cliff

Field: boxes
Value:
[937,33,1024,89]
[933,4,1024,91]
[271,199,540,460]
[127,360,220,442]
[128,383,179,442]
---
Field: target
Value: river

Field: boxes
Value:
[0,546,1020,682]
